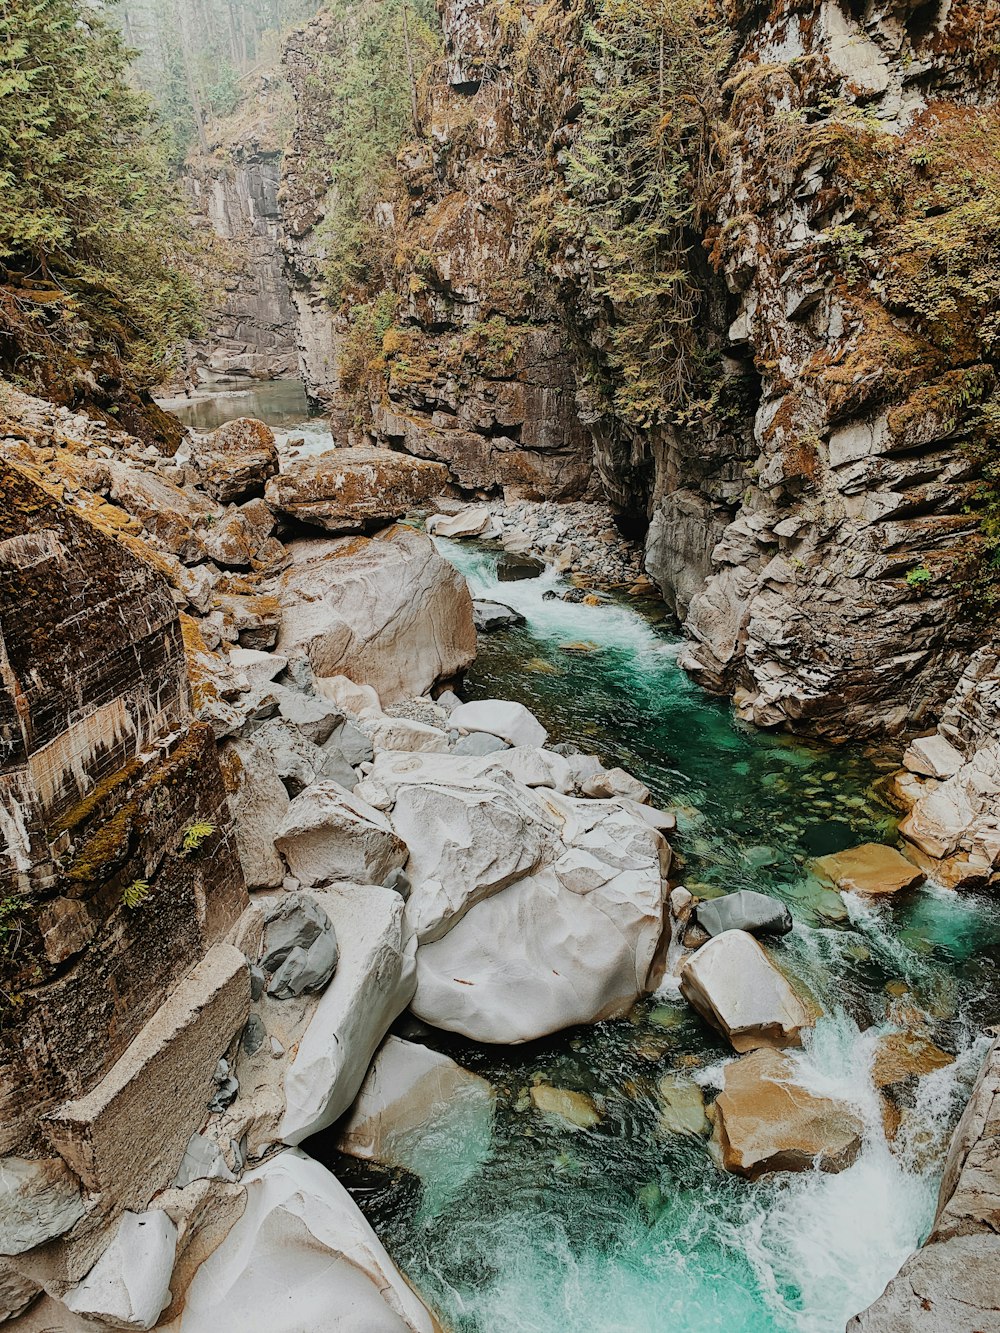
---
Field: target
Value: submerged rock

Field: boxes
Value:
[656,1075,709,1138]
[709,1048,863,1179]
[530,1086,601,1129]
[813,843,924,896]
[695,890,793,939]
[679,930,813,1053]
[338,1036,493,1165]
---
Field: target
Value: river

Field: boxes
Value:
[174,380,1000,1332]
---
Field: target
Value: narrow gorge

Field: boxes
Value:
[0,1,998,1331]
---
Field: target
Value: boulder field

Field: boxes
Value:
[0,387,996,1331]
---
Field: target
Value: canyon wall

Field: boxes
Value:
[183,145,298,383]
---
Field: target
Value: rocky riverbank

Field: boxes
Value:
[0,383,997,1330]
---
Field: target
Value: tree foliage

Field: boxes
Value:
[315,0,440,305]
[0,0,202,389]
[552,0,732,428]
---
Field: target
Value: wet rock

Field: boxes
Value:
[710,1048,863,1179]
[530,1086,601,1129]
[679,930,813,1053]
[0,1157,86,1256]
[264,448,448,533]
[63,1209,178,1330]
[156,1150,436,1332]
[338,1036,493,1164]
[657,1075,709,1137]
[278,525,475,703]
[813,843,924,896]
[472,599,525,632]
[450,698,547,748]
[275,782,408,887]
[694,890,793,939]
[873,1032,954,1099]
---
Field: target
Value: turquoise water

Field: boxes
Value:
[312,538,1000,1333]
[159,377,335,455]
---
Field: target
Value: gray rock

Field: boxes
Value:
[172,1133,237,1188]
[267,930,339,1000]
[248,963,266,1002]
[262,893,339,1000]
[695,890,793,939]
[208,1076,239,1114]
[242,1013,266,1055]
[273,684,342,746]
[0,1157,86,1256]
[383,867,411,900]
[327,720,374,767]
[473,599,525,632]
[453,731,510,756]
[280,652,319,693]
[255,717,355,795]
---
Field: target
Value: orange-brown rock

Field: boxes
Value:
[265,448,449,533]
[873,1032,954,1094]
[814,843,924,896]
[710,1048,863,1179]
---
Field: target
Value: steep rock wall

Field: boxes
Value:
[183,147,298,382]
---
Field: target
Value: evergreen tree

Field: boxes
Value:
[0,0,201,389]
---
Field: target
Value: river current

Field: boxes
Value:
[170,380,1000,1333]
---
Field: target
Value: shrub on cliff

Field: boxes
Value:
[0,0,202,403]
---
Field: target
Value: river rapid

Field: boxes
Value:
[173,381,1000,1333]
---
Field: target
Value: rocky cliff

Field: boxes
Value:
[280,0,1000,747]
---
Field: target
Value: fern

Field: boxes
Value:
[181,822,216,855]
[122,880,151,910]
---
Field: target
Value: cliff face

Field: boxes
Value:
[183,148,299,383]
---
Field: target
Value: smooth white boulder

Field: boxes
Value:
[63,1210,177,1330]
[426,506,492,538]
[316,674,383,718]
[679,930,814,1052]
[278,526,476,703]
[160,1150,435,1332]
[275,781,407,887]
[391,771,557,942]
[903,733,965,780]
[413,813,667,1043]
[280,885,417,1144]
[450,699,547,748]
[480,746,574,792]
[339,1036,493,1165]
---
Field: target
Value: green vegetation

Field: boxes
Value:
[905,565,933,589]
[181,821,216,854]
[550,0,732,428]
[0,896,24,956]
[316,0,439,305]
[0,0,202,391]
[121,880,152,910]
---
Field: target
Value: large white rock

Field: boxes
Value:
[903,733,966,780]
[391,770,558,943]
[426,506,492,538]
[450,699,547,748]
[278,526,476,703]
[280,885,417,1144]
[160,1150,436,1332]
[362,716,450,755]
[679,930,814,1053]
[275,781,408,887]
[412,857,665,1043]
[63,1210,177,1330]
[339,1036,493,1165]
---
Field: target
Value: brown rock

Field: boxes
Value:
[711,1048,863,1179]
[873,1032,954,1093]
[265,448,449,533]
[814,843,924,896]
[196,418,279,504]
